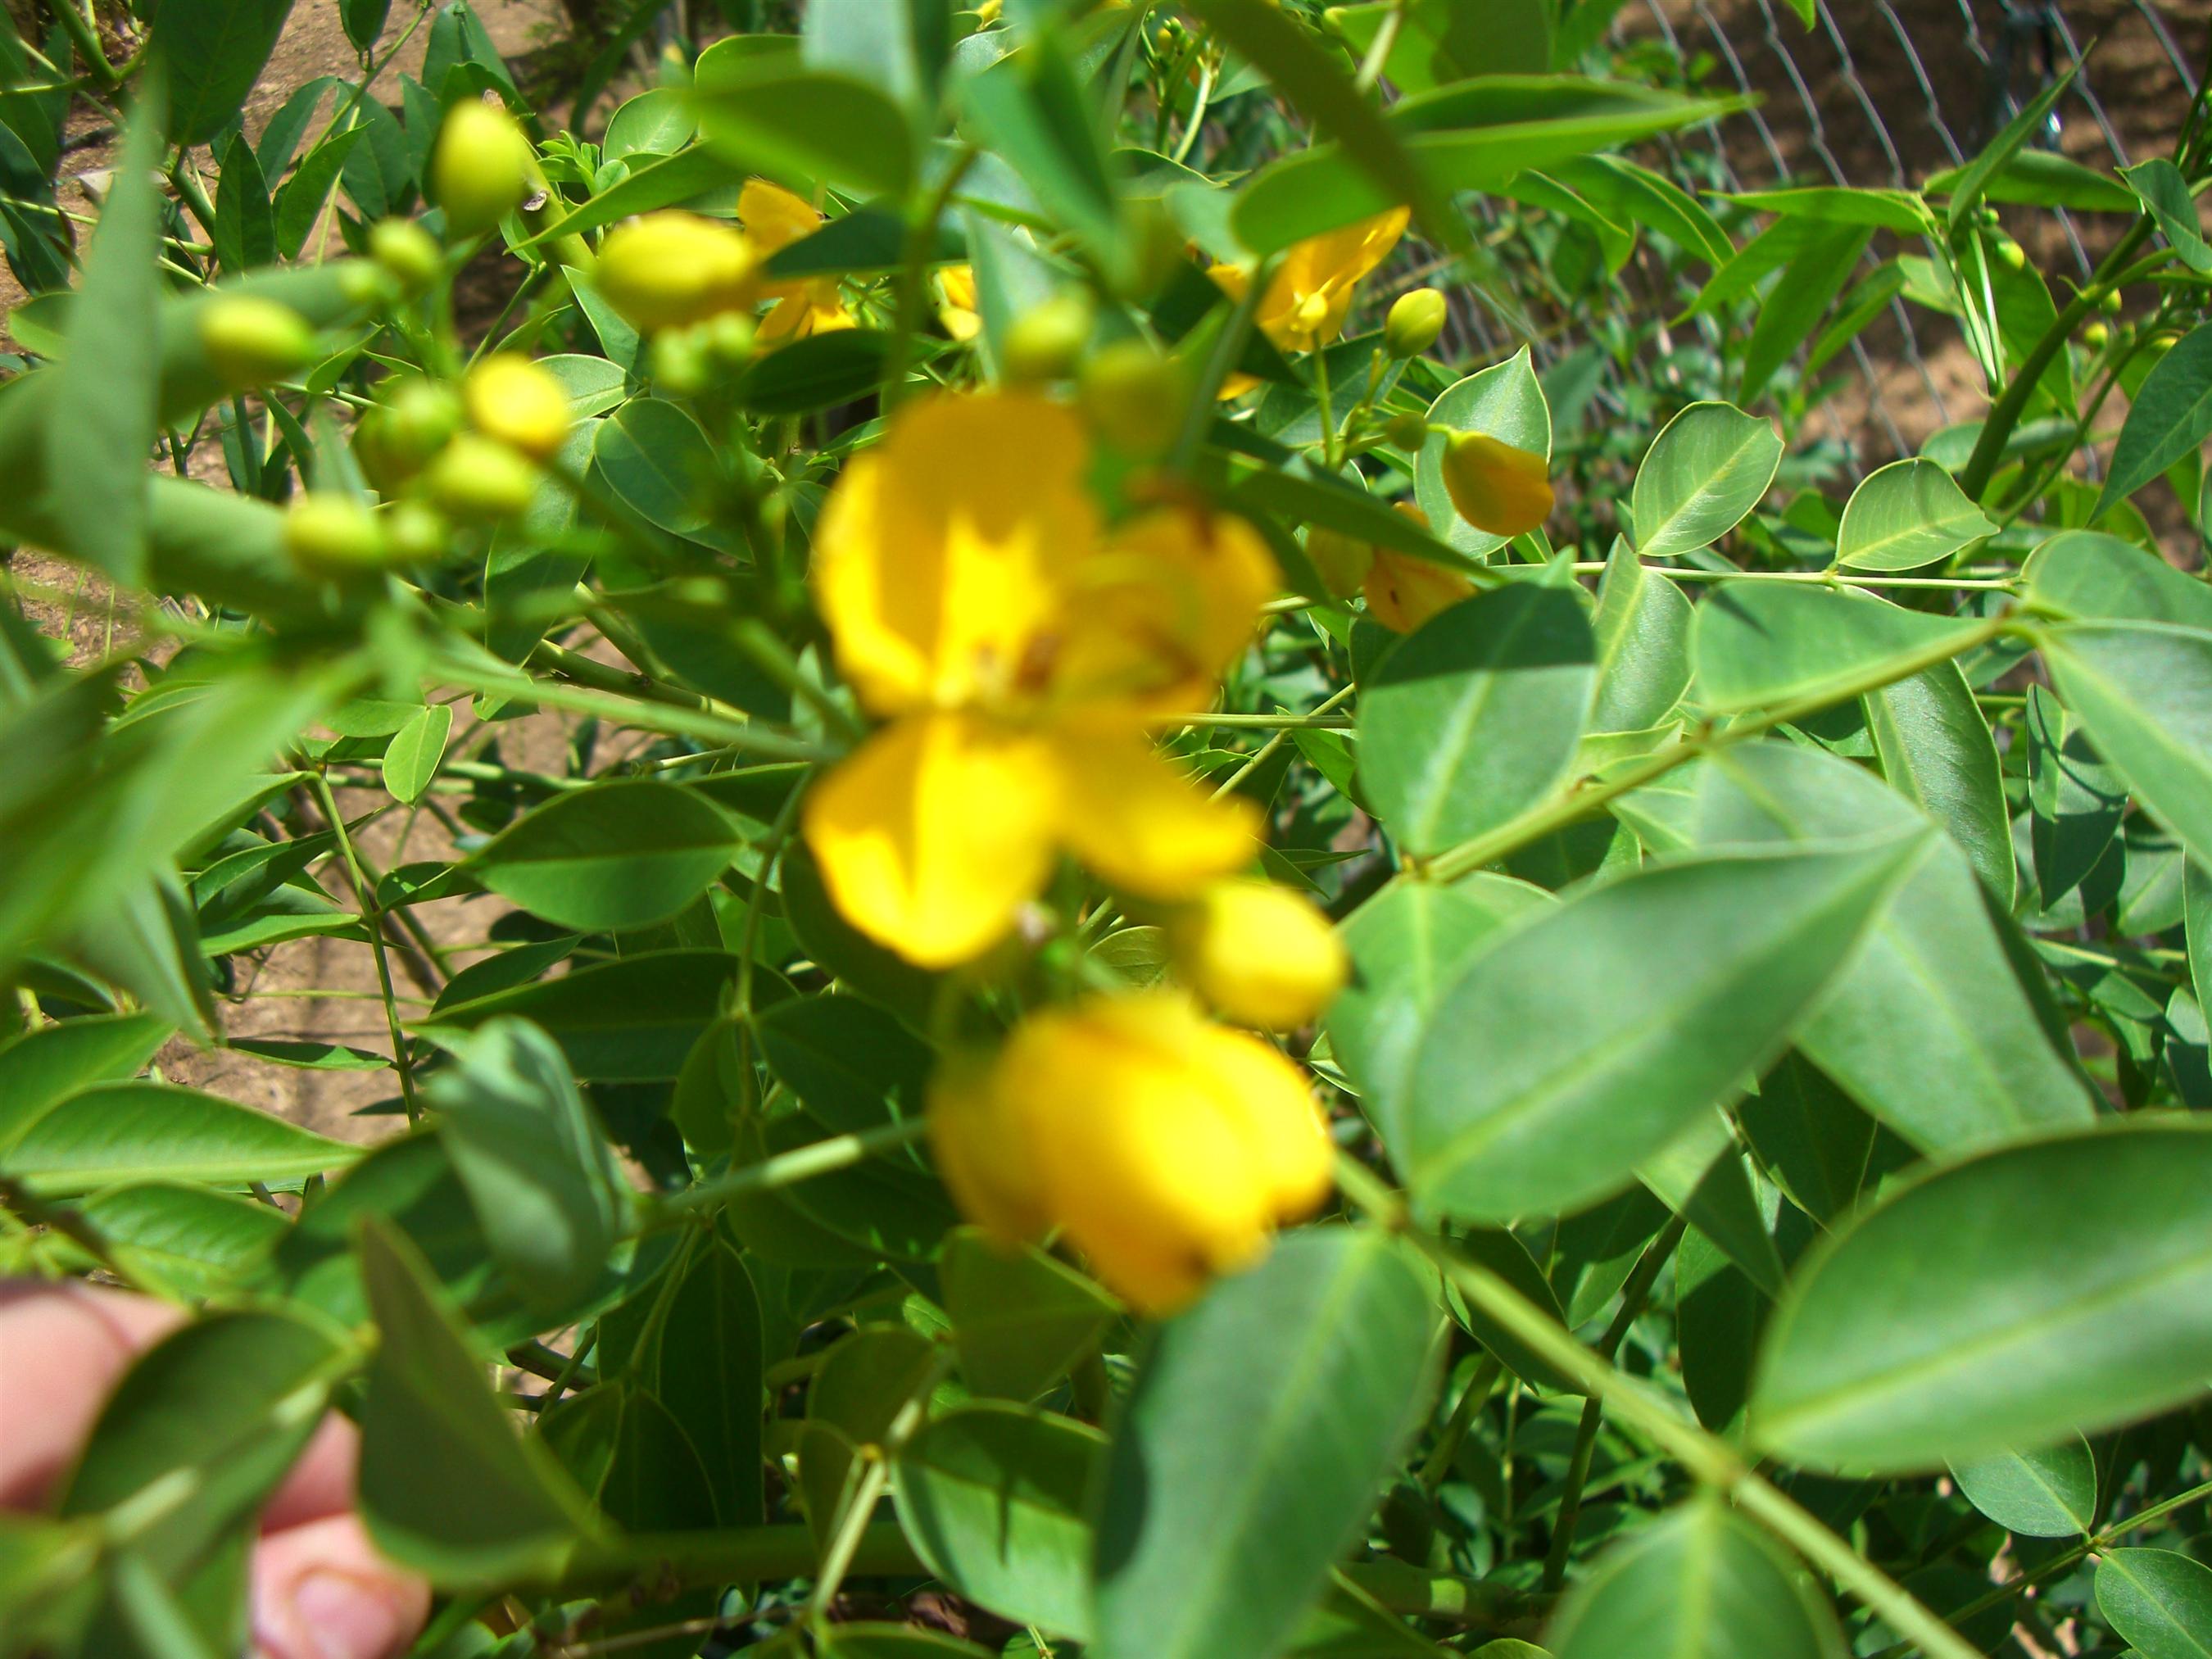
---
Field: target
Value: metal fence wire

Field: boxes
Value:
[1432,0,2207,474]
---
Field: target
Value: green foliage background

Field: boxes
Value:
[2,1,2210,1657]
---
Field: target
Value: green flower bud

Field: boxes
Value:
[383,499,451,566]
[702,310,758,365]
[1001,293,1096,384]
[2081,320,2110,351]
[284,494,389,576]
[432,99,532,240]
[1383,288,1447,359]
[2097,285,2124,315]
[423,432,541,523]
[1992,234,2025,272]
[197,296,319,391]
[593,211,758,332]
[357,378,465,489]
[369,218,444,296]
[464,353,570,461]
[1381,410,1430,452]
[1077,339,1185,460]
[648,324,714,395]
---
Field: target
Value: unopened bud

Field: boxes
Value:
[383,499,451,566]
[1304,525,1373,600]
[432,99,533,239]
[284,494,389,576]
[2081,320,2110,350]
[1440,431,1554,539]
[197,296,319,391]
[593,211,758,332]
[464,353,569,461]
[1991,234,2025,273]
[369,218,444,296]
[1168,881,1349,1031]
[357,378,464,489]
[648,324,714,394]
[1001,293,1096,383]
[1077,339,1185,459]
[2096,286,2124,315]
[1382,410,1430,451]
[1383,288,1447,358]
[423,433,541,523]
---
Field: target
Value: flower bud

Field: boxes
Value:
[283,494,388,576]
[2081,320,2110,351]
[1078,339,1185,460]
[1363,505,1474,632]
[702,310,757,365]
[1382,410,1430,451]
[648,324,714,394]
[1168,881,1349,1031]
[422,433,540,524]
[369,218,444,296]
[1304,524,1374,599]
[1440,430,1553,538]
[1001,292,1095,383]
[432,98,533,240]
[592,211,759,332]
[2097,285,2124,315]
[928,1054,1051,1245]
[1384,288,1447,358]
[970,993,1332,1314]
[383,499,451,566]
[356,378,464,489]
[463,352,569,461]
[197,296,320,391]
[1991,234,2025,273]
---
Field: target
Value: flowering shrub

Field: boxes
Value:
[2,2,2210,1657]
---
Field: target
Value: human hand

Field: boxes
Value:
[0,1281,430,1659]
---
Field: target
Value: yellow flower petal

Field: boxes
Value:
[1362,546,1475,633]
[1052,507,1279,715]
[1055,733,1260,900]
[928,1051,1050,1243]
[1167,878,1349,1031]
[810,392,1097,714]
[1185,1018,1335,1222]
[737,177,824,258]
[1440,431,1555,538]
[801,710,1059,967]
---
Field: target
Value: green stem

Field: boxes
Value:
[1423,610,2015,882]
[1164,709,1353,731]
[1208,683,1358,802]
[1566,564,2019,592]
[438,649,836,761]
[1542,1216,1686,1592]
[882,146,979,415]
[1331,1155,1983,1659]
[314,774,423,1123]
[646,1118,929,1226]
[805,1353,950,1630]
[1353,0,1407,90]
[1958,224,2158,501]
[1417,1353,1502,1494]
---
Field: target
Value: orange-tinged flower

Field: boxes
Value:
[803,392,1280,966]
[1362,503,1475,632]
[1208,206,1411,395]
[740,179,856,345]
[1442,431,1554,539]
[936,991,1334,1313]
[937,263,981,342]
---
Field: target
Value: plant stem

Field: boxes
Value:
[805,1353,950,1630]
[1331,1154,1983,1659]
[1163,709,1353,730]
[314,774,423,1123]
[1209,683,1358,801]
[882,146,979,415]
[1542,1215,1686,1591]
[1565,564,2019,592]
[1421,610,2015,882]
[646,1117,929,1225]
[1417,1353,1502,1494]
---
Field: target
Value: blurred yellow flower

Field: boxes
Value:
[739,179,855,345]
[1167,878,1348,1031]
[937,264,981,342]
[1208,206,1411,395]
[804,392,1279,966]
[1441,431,1554,538]
[931,991,1333,1313]
[592,211,758,332]
[1363,504,1475,633]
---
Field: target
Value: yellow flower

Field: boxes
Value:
[462,353,569,462]
[1440,432,1554,539]
[937,264,981,342]
[1208,206,1411,395]
[592,211,759,332]
[935,991,1334,1313]
[1167,878,1348,1031]
[1362,503,1475,632]
[740,179,856,345]
[804,392,1279,967]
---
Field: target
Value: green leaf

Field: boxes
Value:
[1750,1118,2212,1471]
[211,135,276,276]
[960,37,1122,272]
[2189,858,2211,1010]
[940,1227,1117,1402]
[469,780,746,932]
[755,992,930,1135]
[1865,660,2014,904]
[1835,458,1997,572]
[592,398,720,537]
[45,101,162,584]
[1739,223,1872,403]
[1692,583,1984,714]
[2,1081,357,1197]
[521,147,733,251]
[381,703,452,806]
[0,1012,172,1154]
[1736,1054,1877,1227]
[819,1630,995,1659]
[1947,1437,2096,1538]
[1413,348,1553,560]
[1589,540,1693,733]
[2096,1549,2212,1659]
[419,950,739,1080]
[601,87,696,161]
[1093,1226,1435,1659]
[2097,323,2212,517]
[426,1018,627,1317]
[2044,622,2212,865]
[2025,684,2124,908]
[1941,57,2079,230]
[357,1218,599,1584]
[1398,836,1927,1222]
[1923,149,2137,213]
[1725,186,1933,234]
[691,62,914,199]
[1547,1498,1844,1659]
[69,1183,289,1298]
[2025,529,2212,629]
[2121,160,2212,274]
[895,1402,1102,1638]
[1629,403,1782,560]
[273,127,365,261]
[156,0,296,146]
[1358,582,1596,858]
[647,1236,765,1526]
[1328,874,1550,1134]
[736,329,895,416]
[341,0,392,54]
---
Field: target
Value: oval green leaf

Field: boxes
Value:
[469,780,745,932]
[1693,582,1986,714]
[2096,1548,2212,1659]
[380,703,452,806]
[1835,457,1995,571]
[3,1081,357,1197]
[2044,622,2212,867]
[1414,349,1553,559]
[1947,1437,2096,1538]
[1629,402,1782,560]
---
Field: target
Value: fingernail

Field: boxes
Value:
[289,1570,405,1659]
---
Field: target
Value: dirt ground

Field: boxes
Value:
[3,0,2207,1140]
